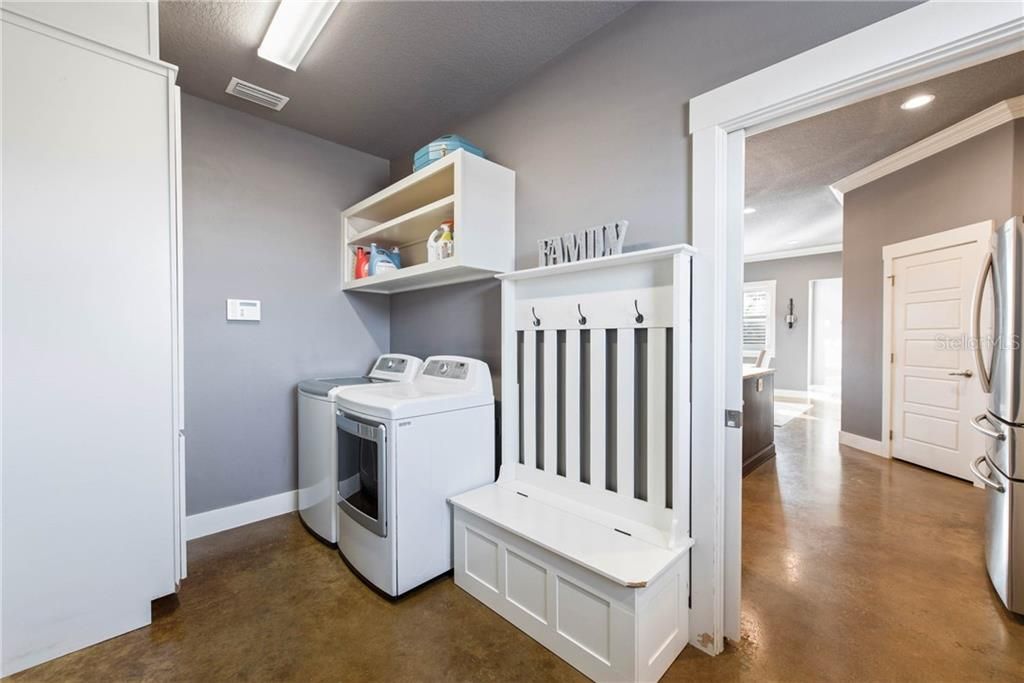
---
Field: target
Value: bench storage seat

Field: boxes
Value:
[450,246,696,682]
[451,482,692,682]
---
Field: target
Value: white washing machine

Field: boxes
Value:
[297,354,421,544]
[334,356,494,596]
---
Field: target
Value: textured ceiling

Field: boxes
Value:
[159,0,634,159]
[745,50,1024,256]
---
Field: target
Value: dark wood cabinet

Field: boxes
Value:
[742,370,775,476]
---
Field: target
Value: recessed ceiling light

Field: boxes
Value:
[787,240,799,246]
[900,93,935,110]
[258,0,340,71]
[743,207,756,215]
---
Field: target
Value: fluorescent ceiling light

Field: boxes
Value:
[743,207,757,215]
[258,0,340,71]
[900,93,935,110]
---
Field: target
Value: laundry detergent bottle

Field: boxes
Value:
[427,228,442,263]
[368,243,401,276]
[354,247,369,279]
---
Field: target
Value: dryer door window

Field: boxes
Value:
[336,412,387,537]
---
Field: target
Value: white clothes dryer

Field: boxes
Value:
[334,356,494,596]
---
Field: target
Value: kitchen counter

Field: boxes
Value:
[742,366,775,476]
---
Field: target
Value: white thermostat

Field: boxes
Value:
[226,299,261,321]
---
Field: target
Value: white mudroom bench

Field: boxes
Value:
[450,244,695,682]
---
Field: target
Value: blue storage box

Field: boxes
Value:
[413,134,484,172]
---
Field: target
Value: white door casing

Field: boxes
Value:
[688,2,1023,655]
[884,223,993,483]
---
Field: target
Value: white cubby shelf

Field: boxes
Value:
[341,149,515,294]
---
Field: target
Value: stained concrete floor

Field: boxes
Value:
[10,398,1024,681]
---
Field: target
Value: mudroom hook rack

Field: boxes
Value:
[633,299,644,324]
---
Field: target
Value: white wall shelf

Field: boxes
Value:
[342,260,501,295]
[341,149,515,293]
[349,195,455,248]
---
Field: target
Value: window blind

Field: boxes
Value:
[743,288,771,350]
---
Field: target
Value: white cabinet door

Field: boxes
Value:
[1,18,176,675]
[891,239,989,482]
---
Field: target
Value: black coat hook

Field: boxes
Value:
[633,299,644,324]
[531,307,541,327]
[577,303,587,326]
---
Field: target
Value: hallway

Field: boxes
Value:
[675,398,1024,680]
[10,400,1024,682]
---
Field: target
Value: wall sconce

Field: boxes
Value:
[785,298,797,329]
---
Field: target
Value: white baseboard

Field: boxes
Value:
[776,388,843,403]
[186,489,298,541]
[774,388,809,401]
[838,431,887,457]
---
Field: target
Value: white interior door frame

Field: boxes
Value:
[687,1,1023,656]
[881,220,994,459]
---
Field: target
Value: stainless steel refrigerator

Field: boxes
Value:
[970,215,1024,615]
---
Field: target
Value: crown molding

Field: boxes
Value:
[828,185,844,207]
[831,94,1024,198]
[744,243,842,263]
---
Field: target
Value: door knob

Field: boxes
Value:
[948,369,974,377]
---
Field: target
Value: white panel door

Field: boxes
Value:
[891,242,987,482]
[2,20,176,675]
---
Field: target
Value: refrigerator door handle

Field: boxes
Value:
[969,455,1005,493]
[970,412,1006,441]
[971,251,993,393]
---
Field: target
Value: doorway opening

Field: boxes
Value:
[695,8,1024,666]
[808,276,842,400]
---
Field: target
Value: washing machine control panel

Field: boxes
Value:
[423,359,469,380]
[374,356,409,374]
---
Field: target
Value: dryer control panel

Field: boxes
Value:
[423,358,469,380]
[367,354,422,382]
[374,356,409,374]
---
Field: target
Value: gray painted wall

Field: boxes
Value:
[744,252,843,392]
[841,122,1020,441]
[389,1,914,368]
[182,94,391,515]
[389,279,502,380]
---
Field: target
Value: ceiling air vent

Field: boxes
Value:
[224,77,290,111]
